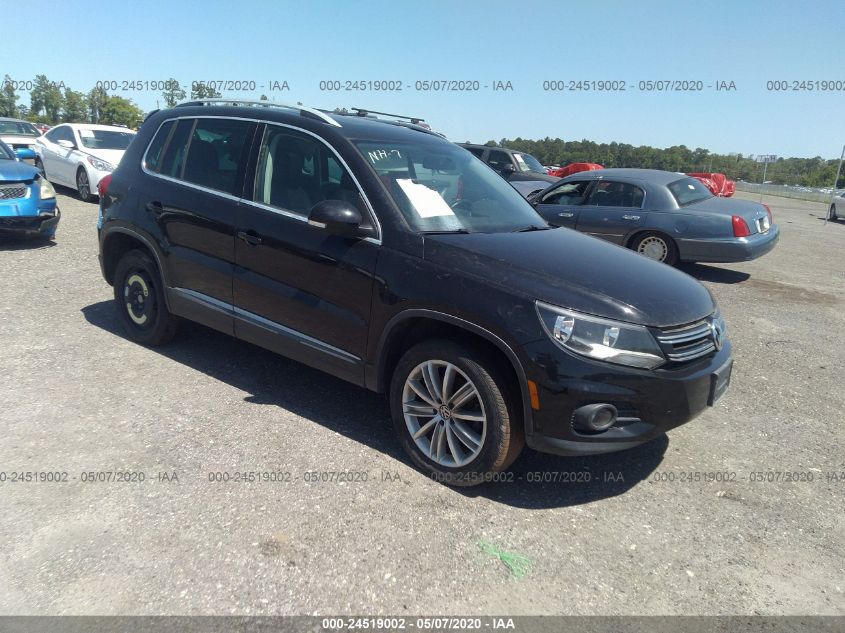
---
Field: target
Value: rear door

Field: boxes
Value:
[232,124,379,383]
[138,116,256,335]
[575,180,647,244]
[532,180,592,229]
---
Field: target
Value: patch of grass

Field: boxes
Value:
[477,539,531,578]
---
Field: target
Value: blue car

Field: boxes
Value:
[0,140,59,239]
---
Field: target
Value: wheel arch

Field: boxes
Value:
[101,228,170,307]
[371,310,532,433]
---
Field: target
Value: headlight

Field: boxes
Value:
[38,177,56,200]
[87,156,115,172]
[536,301,666,369]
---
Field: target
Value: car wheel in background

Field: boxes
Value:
[76,167,93,203]
[113,249,178,346]
[830,204,838,221]
[632,232,678,265]
[389,339,524,486]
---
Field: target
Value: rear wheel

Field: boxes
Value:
[113,249,178,346]
[389,339,524,486]
[632,231,678,265]
[76,167,93,203]
[830,204,838,221]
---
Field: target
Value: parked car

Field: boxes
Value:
[528,168,778,265]
[547,162,604,179]
[458,143,558,197]
[828,190,845,221]
[0,140,59,240]
[98,100,733,485]
[0,117,42,164]
[34,123,135,202]
[34,123,51,135]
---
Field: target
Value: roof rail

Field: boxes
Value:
[175,99,341,128]
[350,107,428,127]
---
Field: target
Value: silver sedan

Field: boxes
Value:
[829,190,845,221]
[528,168,779,265]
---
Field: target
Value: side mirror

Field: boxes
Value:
[14,148,36,161]
[57,139,76,150]
[308,200,365,237]
[499,164,515,176]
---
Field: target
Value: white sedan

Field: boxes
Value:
[829,190,845,221]
[34,123,135,202]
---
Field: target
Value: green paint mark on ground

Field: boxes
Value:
[478,539,531,578]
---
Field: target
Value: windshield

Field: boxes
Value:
[513,152,545,173]
[354,139,547,233]
[0,120,40,137]
[78,128,135,150]
[0,142,12,160]
[668,176,714,206]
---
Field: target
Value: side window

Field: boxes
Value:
[253,126,364,217]
[44,127,60,143]
[540,180,591,205]
[143,120,174,173]
[182,118,253,195]
[158,119,193,179]
[486,149,512,171]
[586,181,645,208]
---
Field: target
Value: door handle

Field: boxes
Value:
[146,201,164,216]
[237,230,262,246]
[557,212,574,218]
[622,214,640,220]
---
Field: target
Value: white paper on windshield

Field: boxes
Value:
[396,179,455,218]
[78,129,95,138]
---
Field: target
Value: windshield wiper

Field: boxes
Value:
[420,228,473,235]
[511,225,551,233]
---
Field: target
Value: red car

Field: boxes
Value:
[547,162,604,178]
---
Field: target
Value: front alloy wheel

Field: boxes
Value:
[830,204,838,221]
[402,360,487,468]
[390,339,524,485]
[77,168,92,203]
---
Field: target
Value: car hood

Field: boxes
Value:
[82,148,126,167]
[0,159,38,182]
[423,228,715,328]
[0,135,39,146]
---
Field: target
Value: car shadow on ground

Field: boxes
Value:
[678,263,750,284]
[0,237,56,251]
[82,300,667,509]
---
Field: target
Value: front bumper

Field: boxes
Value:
[0,208,60,236]
[678,225,779,263]
[521,337,733,456]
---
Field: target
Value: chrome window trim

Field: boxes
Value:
[169,287,360,364]
[140,115,382,245]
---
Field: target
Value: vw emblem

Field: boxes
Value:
[711,320,724,351]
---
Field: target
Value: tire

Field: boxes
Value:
[389,339,524,486]
[113,249,178,346]
[76,167,93,203]
[631,231,678,265]
[830,204,838,221]
[35,158,46,178]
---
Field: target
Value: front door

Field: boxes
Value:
[533,180,592,229]
[575,180,647,244]
[233,124,379,383]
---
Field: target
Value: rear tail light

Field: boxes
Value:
[762,203,773,224]
[732,215,751,237]
[97,173,112,198]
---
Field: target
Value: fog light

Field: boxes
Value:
[573,403,618,433]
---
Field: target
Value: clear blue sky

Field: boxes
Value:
[8,0,845,158]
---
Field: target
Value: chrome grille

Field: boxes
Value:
[656,319,715,363]
[0,184,27,200]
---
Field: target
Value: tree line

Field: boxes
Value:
[0,75,224,129]
[484,137,842,188]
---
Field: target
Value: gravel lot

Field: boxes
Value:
[1,189,843,616]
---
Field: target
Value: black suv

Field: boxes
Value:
[458,143,558,197]
[98,100,732,485]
